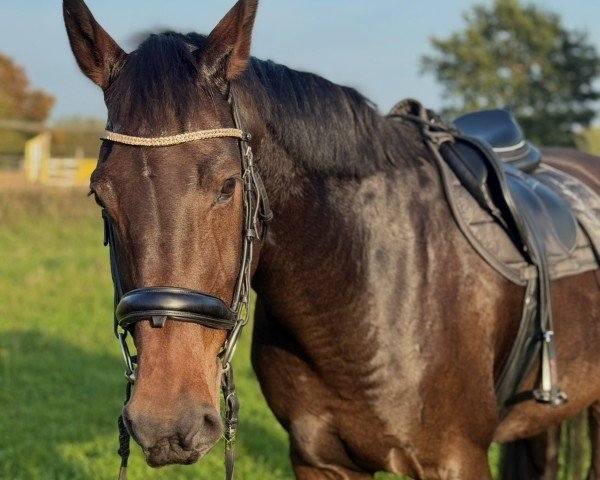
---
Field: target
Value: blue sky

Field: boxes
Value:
[2,0,600,121]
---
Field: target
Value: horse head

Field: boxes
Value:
[63,0,261,467]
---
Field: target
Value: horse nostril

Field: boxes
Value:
[123,401,223,465]
[176,404,222,451]
[203,410,221,432]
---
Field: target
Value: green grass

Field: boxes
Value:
[0,188,294,480]
[0,187,584,480]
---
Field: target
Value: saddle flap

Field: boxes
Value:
[504,164,578,258]
[443,136,578,260]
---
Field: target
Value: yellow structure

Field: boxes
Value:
[24,133,96,187]
[24,132,50,183]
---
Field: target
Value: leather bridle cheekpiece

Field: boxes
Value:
[101,91,273,480]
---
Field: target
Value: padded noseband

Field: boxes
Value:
[116,287,237,331]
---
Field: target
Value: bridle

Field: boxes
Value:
[100,92,272,480]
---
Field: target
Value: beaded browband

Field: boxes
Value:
[102,128,245,147]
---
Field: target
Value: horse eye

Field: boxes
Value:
[88,189,105,208]
[219,178,237,200]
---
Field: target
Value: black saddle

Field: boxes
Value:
[446,138,578,259]
[454,109,542,173]
[388,99,578,410]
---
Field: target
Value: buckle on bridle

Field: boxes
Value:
[117,330,137,384]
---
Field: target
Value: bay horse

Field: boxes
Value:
[63,0,600,478]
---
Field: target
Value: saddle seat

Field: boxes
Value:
[454,109,542,173]
[386,101,582,265]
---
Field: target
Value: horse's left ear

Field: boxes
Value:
[201,0,259,90]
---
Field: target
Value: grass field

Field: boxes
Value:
[2,186,588,480]
[0,187,298,480]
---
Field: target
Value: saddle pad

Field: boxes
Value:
[535,164,600,256]
[438,161,599,286]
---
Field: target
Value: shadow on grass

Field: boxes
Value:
[0,329,124,479]
[238,413,293,478]
[0,330,295,480]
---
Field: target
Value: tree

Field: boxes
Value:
[0,52,55,155]
[421,0,600,147]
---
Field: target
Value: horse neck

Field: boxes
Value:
[234,66,444,323]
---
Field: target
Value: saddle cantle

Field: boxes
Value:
[454,109,542,173]
[388,100,600,414]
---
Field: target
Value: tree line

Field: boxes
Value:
[0,53,103,159]
[422,0,600,147]
[1,0,599,154]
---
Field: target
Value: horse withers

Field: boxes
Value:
[63,0,600,478]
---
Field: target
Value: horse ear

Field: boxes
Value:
[202,0,259,90]
[63,0,126,90]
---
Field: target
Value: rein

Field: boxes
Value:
[101,93,272,480]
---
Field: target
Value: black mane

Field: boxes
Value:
[242,58,418,177]
[107,32,419,176]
